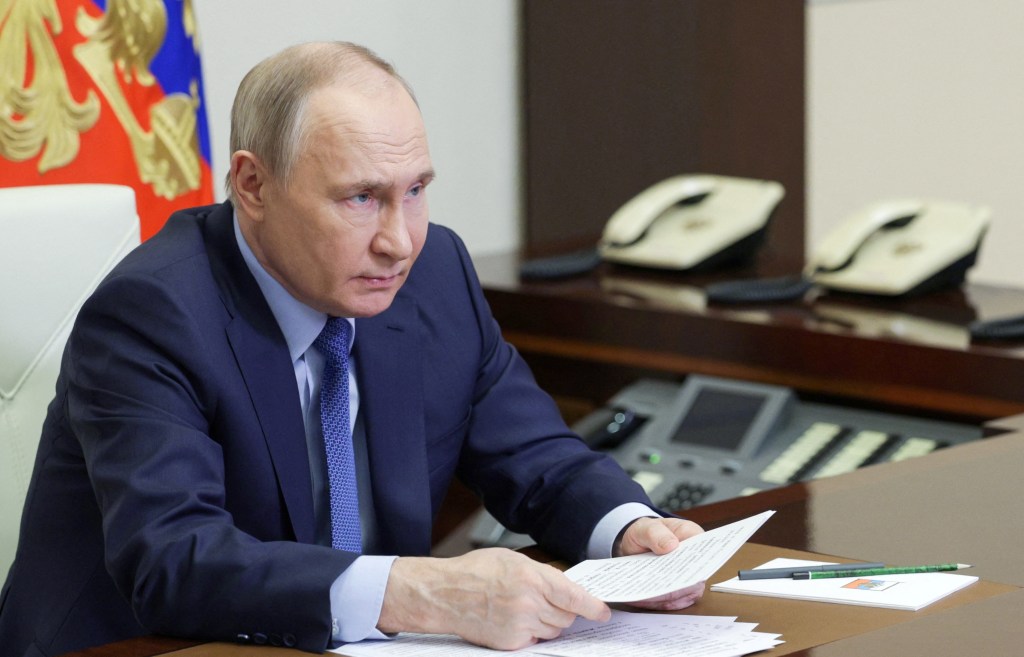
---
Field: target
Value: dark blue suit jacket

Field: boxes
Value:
[0,203,651,656]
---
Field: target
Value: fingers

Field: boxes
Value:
[628,581,706,611]
[538,563,611,623]
[618,517,705,557]
[537,604,579,631]
[380,549,610,651]
[481,559,607,649]
[386,518,707,651]
[615,519,706,611]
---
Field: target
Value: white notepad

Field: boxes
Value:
[711,558,978,611]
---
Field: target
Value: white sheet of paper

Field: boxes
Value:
[336,611,782,657]
[563,510,774,602]
[524,611,781,657]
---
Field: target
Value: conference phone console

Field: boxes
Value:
[467,374,983,549]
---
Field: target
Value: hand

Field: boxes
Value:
[377,548,611,650]
[616,516,707,611]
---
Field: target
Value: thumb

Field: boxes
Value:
[619,518,681,556]
[546,572,611,622]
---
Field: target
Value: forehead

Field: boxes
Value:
[293,87,432,190]
[300,78,430,169]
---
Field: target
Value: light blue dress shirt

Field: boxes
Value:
[232,215,653,643]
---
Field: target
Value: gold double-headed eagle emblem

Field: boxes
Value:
[0,0,204,200]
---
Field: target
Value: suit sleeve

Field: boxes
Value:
[434,228,657,563]
[66,270,351,652]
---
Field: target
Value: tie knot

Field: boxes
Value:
[316,317,351,361]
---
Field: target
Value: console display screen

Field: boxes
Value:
[669,388,766,451]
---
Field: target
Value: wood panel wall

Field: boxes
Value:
[521,0,806,274]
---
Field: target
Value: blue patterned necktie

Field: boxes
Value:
[315,317,362,553]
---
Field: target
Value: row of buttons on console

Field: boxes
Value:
[633,422,945,489]
[759,422,942,485]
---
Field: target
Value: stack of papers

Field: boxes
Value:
[711,558,979,610]
[339,512,782,657]
[338,610,782,657]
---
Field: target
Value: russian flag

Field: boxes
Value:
[0,0,215,240]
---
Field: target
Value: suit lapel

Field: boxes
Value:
[355,295,432,556]
[204,205,316,544]
[225,322,316,544]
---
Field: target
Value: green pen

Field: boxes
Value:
[793,563,973,580]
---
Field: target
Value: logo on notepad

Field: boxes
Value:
[842,578,899,591]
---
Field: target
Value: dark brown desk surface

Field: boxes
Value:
[64,427,1024,656]
[473,251,1024,423]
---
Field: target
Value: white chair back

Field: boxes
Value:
[0,184,140,581]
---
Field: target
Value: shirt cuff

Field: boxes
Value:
[329,554,398,643]
[585,502,658,559]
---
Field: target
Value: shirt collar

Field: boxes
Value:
[233,212,353,360]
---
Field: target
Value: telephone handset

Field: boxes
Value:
[809,200,925,274]
[806,199,991,296]
[798,199,1024,339]
[598,174,785,271]
[706,198,991,303]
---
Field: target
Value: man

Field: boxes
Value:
[0,42,704,656]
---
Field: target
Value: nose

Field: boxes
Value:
[372,204,413,261]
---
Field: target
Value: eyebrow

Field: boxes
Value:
[341,169,436,195]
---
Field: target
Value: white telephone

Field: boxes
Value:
[599,174,785,271]
[807,199,991,296]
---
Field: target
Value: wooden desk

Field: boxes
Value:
[684,427,1024,656]
[68,427,1024,656]
[474,252,1024,423]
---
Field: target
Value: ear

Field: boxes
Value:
[230,151,269,221]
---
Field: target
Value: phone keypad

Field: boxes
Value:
[658,482,715,510]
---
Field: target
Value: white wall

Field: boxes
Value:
[192,0,521,256]
[194,1,1023,288]
[808,0,1024,288]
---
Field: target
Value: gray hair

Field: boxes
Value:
[225,41,415,201]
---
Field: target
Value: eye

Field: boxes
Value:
[407,184,423,198]
[352,192,372,205]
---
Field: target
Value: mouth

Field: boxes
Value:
[358,271,404,288]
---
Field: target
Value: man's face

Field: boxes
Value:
[244,75,434,318]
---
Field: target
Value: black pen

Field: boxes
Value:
[738,562,886,580]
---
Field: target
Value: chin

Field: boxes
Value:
[338,292,400,319]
